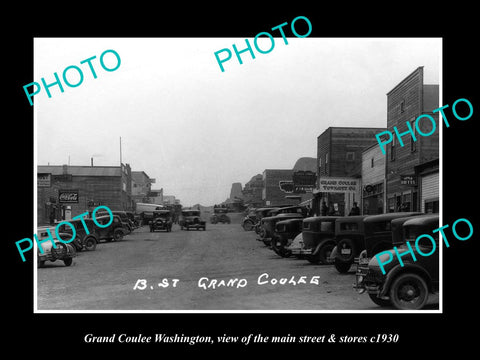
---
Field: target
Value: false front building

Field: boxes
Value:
[385,66,439,213]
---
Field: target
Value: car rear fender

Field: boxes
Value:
[379,263,433,298]
[313,238,336,256]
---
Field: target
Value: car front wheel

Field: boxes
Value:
[84,237,97,251]
[334,258,351,273]
[113,229,124,241]
[389,273,429,310]
[64,258,73,266]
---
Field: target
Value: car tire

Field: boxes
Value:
[368,293,391,307]
[334,258,351,273]
[306,253,321,265]
[84,237,97,251]
[113,229,124,241]
[317,242,335,264]
[243,220,254,231]
[38,260,45,268]
[64,258,73,266]
[389,273,429,310]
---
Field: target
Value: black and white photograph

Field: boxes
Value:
[33,37,442,312]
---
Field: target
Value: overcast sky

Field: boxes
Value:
[34,37,441,207]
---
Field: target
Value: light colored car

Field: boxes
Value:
[285,233,306,258]
[37,226,77,268]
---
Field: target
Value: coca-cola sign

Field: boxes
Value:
[58,190,79,203]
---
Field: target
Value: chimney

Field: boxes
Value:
[62,164,68,174]
[91,157,93,167]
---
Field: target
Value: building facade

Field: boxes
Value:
[385,67,439,213]
[361,143,386,214]
[262,169,297,207]
[314,127,385,216]
[242,174,264,208]
[37,163,133,225]
[131,171,155,204]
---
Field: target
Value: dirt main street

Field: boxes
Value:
[36,213,436,311]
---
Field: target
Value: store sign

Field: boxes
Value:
[38,173,51,187]
[400,175,417,186]
[279,180,295,193]
[59,190,79,203]
[318,177,360,193]
[292,170,316,192]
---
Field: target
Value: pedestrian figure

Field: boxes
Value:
[349,202,360,216]
[321,201,328,216]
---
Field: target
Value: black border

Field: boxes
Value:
[7,4,479,354]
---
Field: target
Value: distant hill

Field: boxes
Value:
[293,157,317,172]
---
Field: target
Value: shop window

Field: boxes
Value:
[387,197,395,213]
[401,193,411,212]
[425,199,439,213]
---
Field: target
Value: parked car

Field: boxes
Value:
[93,214,129,241]
[287,233,307,259]
[179,209,206,231]
[354,212,423,295]
[37,226,77,268]
[242,208,258,231]
[271,218,304,257]
[363,214,439,309]
[125,211,140,228]
[210,207,231,224]
[95,210,133,233]
[329,215,369,273]
[149,210,173,232]
[56,218,98,251]
[257,206,309,246]
[300,216,340,264]
[252,207,281,234]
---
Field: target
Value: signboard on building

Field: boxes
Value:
[400,175,418,186]
[292,170,316,192]
[279,180,295,193]
[59,190,79,203]
[318,177,360,193]
[38,173,51,187]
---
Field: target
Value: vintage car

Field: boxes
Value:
[253,207,281,234]
[271,218,304,257]
[179,209,206,231]
[93,214,129,241]
[328,216,369,273]
[149,210,173,232]
[286,233,307,259]
[300,216,340,264]
[56,218,98,251]
[96,210,133,233]
[257,206,309,246]
[241,208,258,231]
[37,226,77,268]
[210,207,231,224]
[363,214,439,310]
[354,212,423,294]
